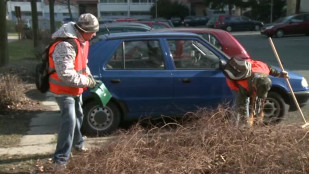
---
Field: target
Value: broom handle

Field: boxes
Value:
[268,37,307,123]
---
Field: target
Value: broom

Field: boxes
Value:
[268,37,309,128]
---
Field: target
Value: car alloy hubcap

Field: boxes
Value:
[263,98,280,119]
[88,106,113,131]
[226,26,232,32]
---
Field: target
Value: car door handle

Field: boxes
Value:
[111,79,121,83]
[181,78,191,83]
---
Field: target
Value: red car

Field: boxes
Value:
[261,13,309,38]
[155,28,251,59]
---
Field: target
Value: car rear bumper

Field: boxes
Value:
[289,90,309,111]
[260,29,275,36]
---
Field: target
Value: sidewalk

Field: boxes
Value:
[0,93,111,156]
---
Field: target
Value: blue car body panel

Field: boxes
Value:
[85,32,309,120]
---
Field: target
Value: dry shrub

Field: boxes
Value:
[0,73,25,109]
[66,106,309,174]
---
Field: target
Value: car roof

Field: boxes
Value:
[154,27,228,35]
[102,31,199,40]
[100,22,151,28]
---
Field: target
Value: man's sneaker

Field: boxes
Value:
[73,146,88,153]
[53,163,66,171]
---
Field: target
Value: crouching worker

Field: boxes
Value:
[220,57,289,126]
[48,13,99,169]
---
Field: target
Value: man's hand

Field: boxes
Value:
[280,71,289,79]
[87,76,96,88]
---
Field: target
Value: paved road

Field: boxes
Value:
[8,35,18,43]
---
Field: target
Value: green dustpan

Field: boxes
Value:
[90,81,112,107]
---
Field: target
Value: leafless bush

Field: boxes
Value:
[60,106,308,174]
[0,73,25,109]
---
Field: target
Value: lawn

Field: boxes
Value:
[8,39,36,61]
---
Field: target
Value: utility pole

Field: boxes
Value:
[155,0,157,18]
[270,0,273,23]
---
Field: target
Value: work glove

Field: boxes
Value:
[87,76,96,88]
[280,71,289,79]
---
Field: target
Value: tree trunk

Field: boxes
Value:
[49,0,55,33]
[296,0,300,14]
[0,0,9,67]
[67,0,73,20]
[31,0,39,48]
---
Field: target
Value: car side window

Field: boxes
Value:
[304,14,309,22]
[292,15,304,22]
[167,39,220,69]
[241,16,249,21]
[200,33,223,51]
[106,40,165,70]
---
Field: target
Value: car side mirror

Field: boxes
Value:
[219,60,226,70]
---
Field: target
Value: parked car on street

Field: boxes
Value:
[171,17,183,27]
[139,18,174,28]
[261,13,309,38]
[206,14,230,28]
[184,16,209,27]
[91,22,151,44]
[214,15,264,32]
[83,32,309,135]
[98,22,151,35]
[134,21,172,29]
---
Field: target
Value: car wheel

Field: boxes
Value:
[263,92,286,124]
[82,101,121,136]
[276,30,284,38]
[226,26,232,32]
[254,25,260,31]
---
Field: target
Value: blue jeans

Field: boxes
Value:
[53,95,84,165]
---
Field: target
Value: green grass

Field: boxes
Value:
[8,32,18,36]
[8,39,36,61]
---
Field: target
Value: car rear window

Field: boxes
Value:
[105,40,165,70]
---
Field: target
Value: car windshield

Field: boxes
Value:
[274,15,294,23]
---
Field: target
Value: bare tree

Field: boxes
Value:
[31,0,39,48]
[49,0,56,33]
[0,0,9,67]
[296,0,301,14]
[58,0,74,20]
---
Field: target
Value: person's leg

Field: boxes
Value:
[73,95,85,150]
[234,88,250,126]
[53,96,76,165]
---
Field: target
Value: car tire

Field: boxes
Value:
[276,29,284,38]
[254,25,260,31]
[263,92,286,124]
[82,100,121,136]
[226,26,232,32]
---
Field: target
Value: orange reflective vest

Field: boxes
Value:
[48,38,89,96]
[226,59,270,92]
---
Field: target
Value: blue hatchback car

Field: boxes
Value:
[82,32,309,135]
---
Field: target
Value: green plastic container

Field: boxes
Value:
[90,82,112,107]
